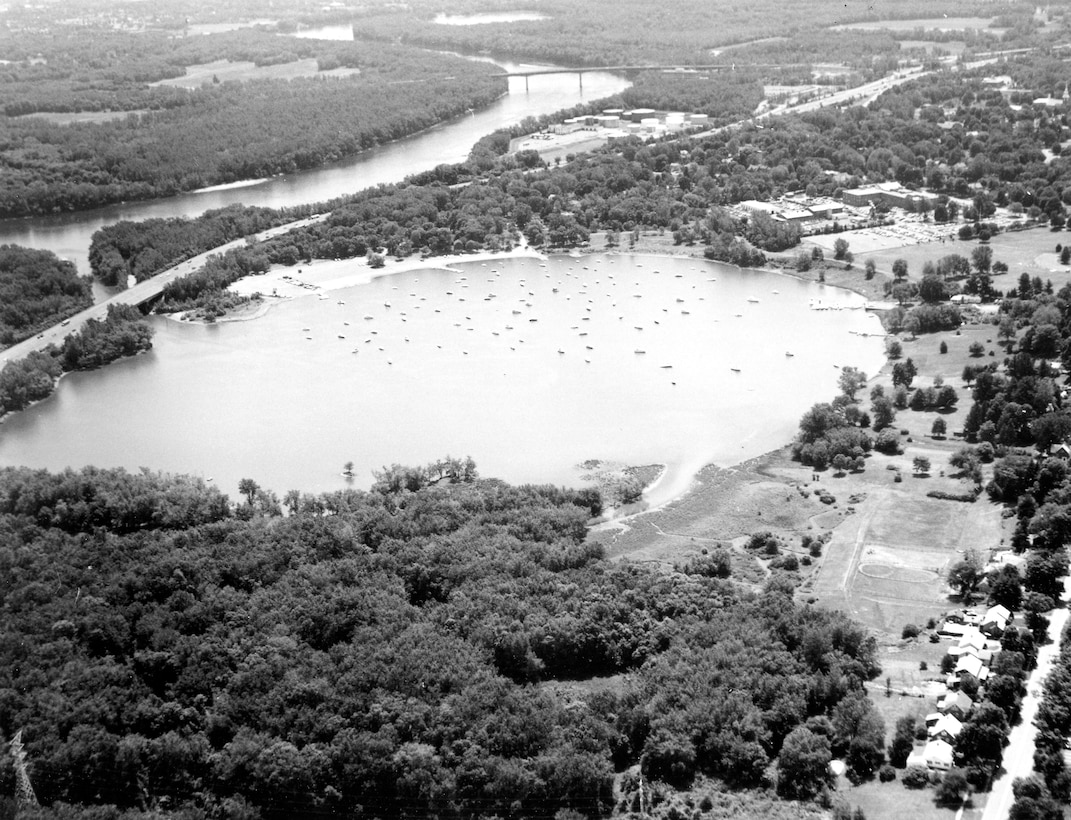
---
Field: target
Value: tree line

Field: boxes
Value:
[0,245,92,349]
[0,304,153,416]
[0,463,882,818]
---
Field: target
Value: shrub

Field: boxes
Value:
[879,764,897,783]
[771,553,800,571]
[902,623,920,640]
[940,341,948,354]
[902,766,931,788]
[874,429,902,454]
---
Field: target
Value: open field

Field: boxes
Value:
[849,223,1071,291]
[10,109,148,124]
[838,775,972,820]
[831,17,1004,34]
[150,58,360,88]
[899,40,967,55]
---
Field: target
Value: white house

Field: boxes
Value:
[928,713,964,744]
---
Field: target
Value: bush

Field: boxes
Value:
[879,764,897,783]
[940,341,948,354]
[874,429,902,455]
[771,553,800,571]
[902,623,920,640]
[902,766,931,788]
[936,769,968,805]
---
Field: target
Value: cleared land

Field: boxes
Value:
[10,110,148,124]
[150,58,360,89]
[831,17,1004,33]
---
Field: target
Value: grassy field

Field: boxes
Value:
[11,110,147,124]
[849,223,1071,294]
[838,776,973,820]
[151,58,360,89]
[831,16,1004,33]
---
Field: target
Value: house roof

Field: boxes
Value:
[924,739,955,767]
[985,604,1011,623]
[955,655,986,677]
[929,714,964,739]
[938,691,973,715]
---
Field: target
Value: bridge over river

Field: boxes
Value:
[496,63,802,90]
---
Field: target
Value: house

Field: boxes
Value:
[928,713,964,744]
[953,654,989,682]
[981,605,1011,638]
[1048,442,1071,460]
[949,629,992,663]
[938,620,970,638]
[937,690,974,721]
[922,739,955,771]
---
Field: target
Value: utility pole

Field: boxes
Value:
[10,730,39,808]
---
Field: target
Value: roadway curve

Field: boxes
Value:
[981,579,1070,820]
[0,216,324,368]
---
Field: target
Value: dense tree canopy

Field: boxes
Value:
[0,246,92,349]
[0,467,881,818]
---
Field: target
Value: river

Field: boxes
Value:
[0,55,629,278]
[0,254,886,503]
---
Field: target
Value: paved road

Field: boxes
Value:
[0,216,324,368]
[981,580,1070,820]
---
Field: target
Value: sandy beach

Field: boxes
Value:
[227,244,547,300]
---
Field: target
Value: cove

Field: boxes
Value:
[0,254,886,504]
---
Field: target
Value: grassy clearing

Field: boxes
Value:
[11,110,147,124]
[852,223,1071,295]
[151,58,360,89]
[831,16,1004,32]
[837,775,970,820]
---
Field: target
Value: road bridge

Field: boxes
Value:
[494,63,803,90]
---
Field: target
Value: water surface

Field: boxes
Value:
[0,255,885,503]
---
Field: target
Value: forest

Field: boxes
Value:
[0,31,505,217]
[0,304,153,416]
[351,0,1026,67]
[0,464,883,819]
[0,246,93,349]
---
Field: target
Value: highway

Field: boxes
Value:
[0,216,324,368]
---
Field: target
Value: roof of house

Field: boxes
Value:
[954,655,986,677]
[938,691,973,715]
[985,604,1011,623]
[929,714,964,739]
[924,739,955,767]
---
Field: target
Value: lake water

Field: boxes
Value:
[0,254,885,503]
